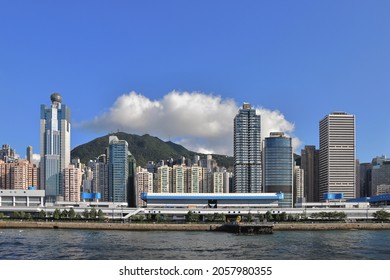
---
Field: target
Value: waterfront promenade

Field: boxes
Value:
[1,221,390,231]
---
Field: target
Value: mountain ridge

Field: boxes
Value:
[71,132,234,169]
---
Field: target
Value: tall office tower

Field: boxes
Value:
[301,145,320,202]
[233,103,262,193]
[157,164,172,193]
[294,165,305,204]
[319,112,356,200]
[40,93,70,202]
[63,164,81,202]
[128,151,137,207]
[26,146,33,163]
[264,132,293,207]
[108,136,129,202]
[359,163,372,197]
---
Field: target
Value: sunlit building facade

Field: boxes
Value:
[233,103,262,193]
[319,112,356,200]
[40,93,71,202]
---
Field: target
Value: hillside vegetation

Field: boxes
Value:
[71,132,234,169]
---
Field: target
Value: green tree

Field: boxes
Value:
[53,209,61,220]
[90,208,97,220]
[373,210,390,221]
[186,211,199,223]
[280,212,287,221]
[265,211,273,221]
[97,209,105,221]
[13,211,20,219]
[69,208,76,220]
[61,209,69,219]
[19,211,26,219]
[82,209,90,219]
[206,214,214,222]
[258,213,265,222]
[39,210,47,219]
[213,213,225,222]
[25,213,32,221]
[247,212,253,223]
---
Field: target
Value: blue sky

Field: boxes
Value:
[1,0,390,163]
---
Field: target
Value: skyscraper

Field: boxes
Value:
[301,145,320,202]
[40,93,71,201]
[319,112,356,200]
[108,136,129,202]
[89,154,109,202]
[264,132,293,207]
[233,103,262,193]
[26,146,33,164]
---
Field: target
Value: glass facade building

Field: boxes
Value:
[264,132,293,207]
[233,103,262,193]
[40,93,71,202]
[108,136,129,202]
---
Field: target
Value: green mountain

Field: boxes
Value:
[71,132,234,169]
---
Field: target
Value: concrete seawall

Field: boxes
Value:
[0,221,220,231]
[1,221,390,231]
[273,222,390,231]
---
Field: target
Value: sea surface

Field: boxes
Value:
[0,228,389,260]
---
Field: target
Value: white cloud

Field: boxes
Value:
[79,91,301,155]
[32,154,41,165]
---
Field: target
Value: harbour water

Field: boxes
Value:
[1,228,390,260]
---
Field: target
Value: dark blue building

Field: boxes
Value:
[264,132,293,208]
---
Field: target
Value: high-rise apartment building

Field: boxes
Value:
[0,144,16,162]
[188,165,202,193]
[319,112,356,200]
[40,93,71,202]
[89,154,109,202]
[264,132,293,207]
[108,136,129,202]
[63,164,81,202]
[173,165,187,193]
[233,103,262,193]
[301,145,320,202]
[294,165,304,204]
[136,167,153,206]
[212,172,224,193]
[157,165,172,193]
[0,160,39,190]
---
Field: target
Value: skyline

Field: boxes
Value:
[1,1,390,163]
